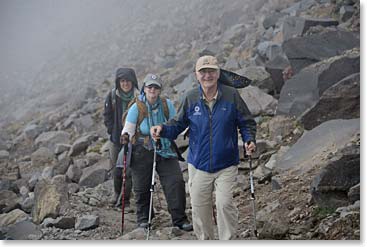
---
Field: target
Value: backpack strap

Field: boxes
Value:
[160,97,170,121]
[126,97,170,145]
[111,88,117,111]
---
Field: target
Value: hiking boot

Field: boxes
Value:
[174,221,193,232]
[125,203,134,213]
[108,193,119,207]
[137,222,149,229]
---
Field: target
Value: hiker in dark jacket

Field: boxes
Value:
[103,68,138,208]
[151,56,257,240]
[120,73,193,231]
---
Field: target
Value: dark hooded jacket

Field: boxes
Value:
[103,68,138,145]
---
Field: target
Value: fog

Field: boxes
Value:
[0,0,251,124]
[0,0,132,92]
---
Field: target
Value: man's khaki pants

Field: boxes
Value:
[188,164,238,240]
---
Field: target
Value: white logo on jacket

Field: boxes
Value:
[193,106,201,116]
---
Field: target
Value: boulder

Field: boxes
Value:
[0,190,21,214]
[282,16,339,41]
[300,73,359,130]
[311,143,360,209]
[66,164,82,183]
[34,131,71,151]
[54,144,71,155]
[263,12,286,29]
[42,216,75,229]
[73,114,95,133]
[277,49,360,118]
[75,215,99,231]
[239,86,278,116]
[23,124,44,140]
[4,220,42,240]
[266,115,297,143]
[0,150,9,160]
[339,5,355,22]
[78,159,109,188]
[0,209,29,227]
[31,176,69,224]
[282,31,359,74]
[236,66,274,94]
[275,119,359,174]
[68,134,98,157]
[53,156,72,176]
[30,147,55,170]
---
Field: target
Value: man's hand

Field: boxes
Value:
[120,133,130,145]
[150,125,162,141]
[245,141,256,156]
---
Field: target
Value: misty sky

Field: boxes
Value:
[0,0,128,87]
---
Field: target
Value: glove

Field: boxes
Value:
[120,133,130,145]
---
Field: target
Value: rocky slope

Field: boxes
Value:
[0,0,360,240]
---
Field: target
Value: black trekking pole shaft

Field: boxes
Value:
[247,147,258,237]
[121,143,128,234]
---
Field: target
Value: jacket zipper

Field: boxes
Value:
[209,108,213,172]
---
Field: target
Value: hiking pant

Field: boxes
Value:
[130,144,188,226]
[109,142,132,203]
[188,164,238,240]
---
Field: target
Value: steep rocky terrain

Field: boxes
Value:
[0,0,360,240]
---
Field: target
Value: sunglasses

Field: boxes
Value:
[145,85,161,90]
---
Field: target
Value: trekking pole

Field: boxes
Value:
[121,142,128,234]
[212,206,217,225]
[246,142,258,237]
[146,138,161,240]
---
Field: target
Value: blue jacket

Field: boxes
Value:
[161,84,256,173]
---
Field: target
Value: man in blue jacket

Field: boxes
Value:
[151,55,256,240]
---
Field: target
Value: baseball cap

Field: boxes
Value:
[195,55,220,72]
[143,73,162,88]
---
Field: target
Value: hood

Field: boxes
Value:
[115,68,139,91]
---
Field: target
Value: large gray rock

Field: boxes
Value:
[311,143,360,209]
[236,66,274,94]
[174,73,198,100]
[23,124,44,140]
[275,119,359,174]
[301,73,360,130]
[0,209,29,227]
[339,5,355,22]
[277,49,360,118]
[42,216,75,229]
[34,131,71,151]
[66,164,82,183]
[53,156,72,176]
[75,215,99,231]
[31,175,69,224]
[30,147,55,170]
[281,0,317,16]
[73,114,95,133]
[263,12,286,29]
[68,134,98,157]
[4,220,42,240]
[282,31,359,73]
[282,16,339,41]
[78,159,109,188]
[0,150,9,160]
[239,86,278,116]
[0,190,21,214]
